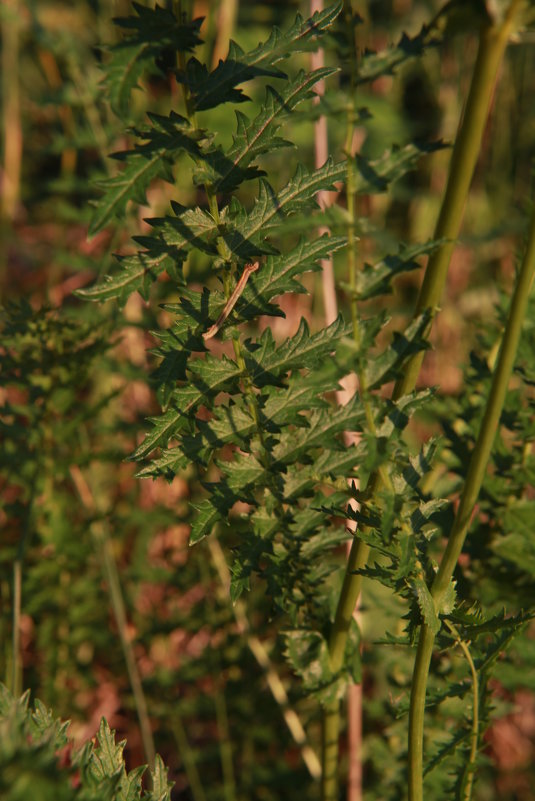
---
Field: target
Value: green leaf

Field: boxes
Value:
[76,248,182,304]
[356,24,440,85]
[185,2,343,111]
[90,114,205,236]
[87,719,125,784]
[106,6,203,117]
[274,397,364,466]
[413,577,440,634]
[132,357,242,461]
[237,235,347,318]
[246,316,351,387]
[211,67,338,192]
[90,154,171,236]
[354,141,446,195]
[365,311,432,390]
[351,240,444,301]
[147,754,173,800]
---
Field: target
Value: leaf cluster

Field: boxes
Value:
[0,684,172,801]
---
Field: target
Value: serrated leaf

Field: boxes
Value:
[354,141,446,195]
[153,160,346,263]
[147,754,173,800]
[274,397,364,466]
[413,577,440,634]
[90,154,171,236]
[106,6,203,117]
[189,487,237,544]
[90,114,206,236]
[89,719,125,783]
[351,240,444,301]
[283,629,333,690]
[246,316,350,387]
[356,24,440,85]
[237,235,347,319]
[365,311,432,390]
[133,358,242,461]
[219,452,266,495]
[186,3,342,111]
[213,67,338,192]
[76,249,181,304]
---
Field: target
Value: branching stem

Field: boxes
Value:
[408,176,535,801]
[323,4,525,800]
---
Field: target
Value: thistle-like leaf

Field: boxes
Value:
[184,2,343,112]
[210,67,338,192]
[106,5,203,117]
[356,24,441,85]
[76,248,182,304]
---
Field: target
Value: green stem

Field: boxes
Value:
[11,560,22,697]
[444,621,479,801]
[323,5,524,799]
[70,468,156,772]
[394,1,524,401]
[171,716,208,801]
[408,164,535,801]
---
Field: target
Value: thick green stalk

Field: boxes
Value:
[394,2,525,400]
[322,5,524,800]
[408,188,535,801]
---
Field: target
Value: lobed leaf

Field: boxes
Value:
[184,2,343,112]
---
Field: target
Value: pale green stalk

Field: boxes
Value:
[322,4,524,800]
[408,188,535,801]
[171,716,209,801]
[444,621,479,801]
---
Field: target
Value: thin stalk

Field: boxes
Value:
[310,0,338,327]
[444,621,479,801]
[211,0,238,69]
[1,0,22,222]
[197,555,237,801]
[171,716,209,801]
[408,188,535,801]
[208,536,322,779]
[214,688,237,801]
[11,472,38,697]
[70,466,156,772]
[323,5,524,800]
[393,0,525,401]
[11,561,22,697]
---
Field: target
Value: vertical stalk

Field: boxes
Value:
[208,536,322,779]
[322,4,524,800]
[171,715,208,801]
[1,0,22,222]
[70,467,156,772]
[11,560,22,697]
[408,190,535,801]
[393,1,525,400]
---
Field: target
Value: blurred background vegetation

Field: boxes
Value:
[1,1,535,799]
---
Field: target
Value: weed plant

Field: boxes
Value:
[2,2,535,801]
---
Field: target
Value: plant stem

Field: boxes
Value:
[408,190,535,801]
[171,716,209,801]
[11,560,22,697]
[323,5,525,799]
[1,0,22,223]
[393,1,525,401]
[444,621,479,801]
[70,466,156,772]
[208,536,322,779]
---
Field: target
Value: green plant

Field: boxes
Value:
[4,0,535,799]
[0,683,172,801]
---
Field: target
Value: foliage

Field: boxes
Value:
[0,684,172,801]
[3,1,535,800]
